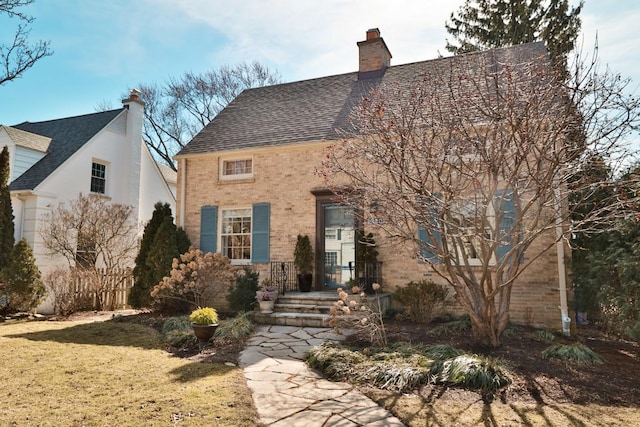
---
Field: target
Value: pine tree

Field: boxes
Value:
[445,0,582,61]
[0,146,14,272]
[145,216,179,295]
[0,239,44,313]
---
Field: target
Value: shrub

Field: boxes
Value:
[542,343,604,364]
[0,239,45,313]
[226,267,259,312]
[151,247,237,313]
[43,268,93,316]
[393,280,448,323]
[329,283,387,346]
[189,307,219,325]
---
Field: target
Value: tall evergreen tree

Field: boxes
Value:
[129,202,190,308]
[0,146,15,272]
[445,0,582,61]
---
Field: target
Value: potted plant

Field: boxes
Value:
[189,307,219,344]
[294,234,314,292]
[256,278,277,313]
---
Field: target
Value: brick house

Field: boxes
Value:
[175,29,571,328]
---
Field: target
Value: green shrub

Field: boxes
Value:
[542,343,604,364]
[215,311,255,339]
[393,280,449,323]
[226,267,259,312]
[0,239,45,313]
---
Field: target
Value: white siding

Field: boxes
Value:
[12,146,45,181]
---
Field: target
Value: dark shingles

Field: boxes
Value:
[9,109,123,191]
[177,42,547,157]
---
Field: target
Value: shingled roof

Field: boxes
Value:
[8,109,123,191]
[177,41,547,157]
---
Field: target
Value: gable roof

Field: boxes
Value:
[177,42,547,157]
[8,109,123,191]
[1,125,52,152]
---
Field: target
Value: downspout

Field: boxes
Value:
[554,181,571,336]
[179,158,186,228]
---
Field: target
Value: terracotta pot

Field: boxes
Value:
[191,323,218,344]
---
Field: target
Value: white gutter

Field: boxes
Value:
[179,157,186,228]
[554,182,571,335]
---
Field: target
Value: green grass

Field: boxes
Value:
[0,318,257,426]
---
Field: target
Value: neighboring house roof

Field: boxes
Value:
[8,109,122,191]
[157,162,177,186]
[1,125,52,152]
[177,42,546,156]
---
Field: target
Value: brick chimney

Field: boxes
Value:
[357,28,392,79]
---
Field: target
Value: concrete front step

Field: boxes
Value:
[255,291,337,327]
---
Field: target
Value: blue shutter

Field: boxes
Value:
[418,195,441,264]
[495,190,515,262]
[200,206,218,253]
[252,203,270,263]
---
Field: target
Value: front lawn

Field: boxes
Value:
[0,318,257,426]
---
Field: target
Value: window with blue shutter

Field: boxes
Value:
[418,195,441,264]
[495,190,516,262]
[251,203,270,263]
[200,206,218,253]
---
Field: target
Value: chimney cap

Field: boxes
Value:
[366,28,380,40]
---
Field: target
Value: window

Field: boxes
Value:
[76,233,97,268]
[91,162,106,194]
[445,198,495,265]
[221,158,253,180]
[221,208,252,262]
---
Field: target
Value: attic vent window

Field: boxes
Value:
[90,162,107,194]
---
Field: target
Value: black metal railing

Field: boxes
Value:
[270,261,297,295]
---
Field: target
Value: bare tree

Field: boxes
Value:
[320,45,640,347]
[1,0,52,86]
[39,194,138,310]
[137,61,281,169]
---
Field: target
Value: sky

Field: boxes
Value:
[0,0,639,126]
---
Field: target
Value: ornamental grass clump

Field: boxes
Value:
[542,343,604,364]
[329,283,387,346]
[215,311,255,339]
[306,342,511,394]
[161,316,196,347]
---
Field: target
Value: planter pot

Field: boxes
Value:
[259,300,275,313]
[191,323,218,344]
[298,273,313,292]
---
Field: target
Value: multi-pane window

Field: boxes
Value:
[446,199,494,264]
[75,233,97,268]
[221,208,252,262]
[90,162,106,194]
[222,159,252,178]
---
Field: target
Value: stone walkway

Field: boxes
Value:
[239,325,405,427]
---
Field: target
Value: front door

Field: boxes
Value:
[321,205,355,289]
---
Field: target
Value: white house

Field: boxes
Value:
[0,90,176,280]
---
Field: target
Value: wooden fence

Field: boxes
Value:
[72,267,134,311]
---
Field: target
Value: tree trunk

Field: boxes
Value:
[469,304,510,348]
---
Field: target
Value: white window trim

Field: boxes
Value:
[219,207,252,265]
[90,159,110,195]
[219,156,254,181]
